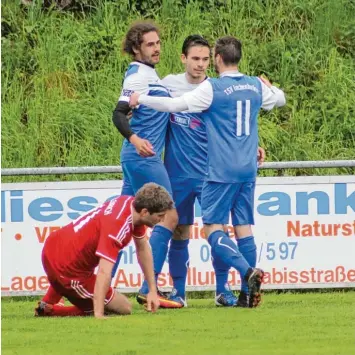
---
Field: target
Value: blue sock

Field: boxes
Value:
[168,239,189,298]
[212,255,230,295]
[212,228,233,294]
[111,250,123,278]
[140,225,172,294]
[237,236,257,294]
[208,230,250,280]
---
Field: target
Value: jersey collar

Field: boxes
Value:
[183,73,209,85]
[130,199,135,229]
[134,60,155,69]
[219,70,244,78]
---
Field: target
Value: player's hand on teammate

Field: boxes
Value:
[144,291,160,313]
[128,92,155,157]
[129,92,140,108]
[126,110,133,120]
[259,75,272,88]
[129,134,155,157]
[257,146,266,166]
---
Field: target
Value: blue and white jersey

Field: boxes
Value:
[118,61,170,162]
[182,71,285,183]
[161,73,208,179]
[138,70,286,183]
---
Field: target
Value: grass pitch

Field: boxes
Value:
[2,291,354,355]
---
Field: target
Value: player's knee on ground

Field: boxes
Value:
[172,225,190,240]
[162,208,179,231]
[105,291,132,315]
[234,225,253,238]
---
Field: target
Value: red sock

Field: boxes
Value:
[42,286,62,304]
[50,305,90,317]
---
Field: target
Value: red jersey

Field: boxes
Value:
[43,195,146,278]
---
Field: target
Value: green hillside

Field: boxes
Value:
[2,0,354,181]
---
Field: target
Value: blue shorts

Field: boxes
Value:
[170,177,203,225]
[201,181,255,226]
[121,159,173,196]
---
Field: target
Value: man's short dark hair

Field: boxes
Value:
[123,21,160,56]
[133,183,174,214]
[214,36,242,65]
[182,34,211,56]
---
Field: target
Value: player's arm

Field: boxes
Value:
[259,76,286,110]
[112,74,155,157]
[133,236,159,312]
[131,80,213,113]
[93,257,114,318]
[112,101,134,140]
[94,213,124,318]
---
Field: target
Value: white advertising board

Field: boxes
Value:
[1,176,355,296]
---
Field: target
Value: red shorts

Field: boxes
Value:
[42,250,114,312]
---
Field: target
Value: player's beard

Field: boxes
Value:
[151,52,160,64]
[191,69,206,80]
[188,73,204,82]
[143,52,160,66]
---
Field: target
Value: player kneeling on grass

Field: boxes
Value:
[35,183,174,319]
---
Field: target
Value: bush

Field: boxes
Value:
[2,0,354,182]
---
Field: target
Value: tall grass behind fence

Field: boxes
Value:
[2,0,355,182]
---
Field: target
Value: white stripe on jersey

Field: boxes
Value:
[108,215,132,243]
[71,281,89,299]
[104,290,115,305]
[133,233,146,239]
[71,280,112,304]
[95,251,116,264]
[77,283,93,299]
[245,100,251,136]
[236,100,242,136]
[116,197,131,220]
[116,217,132,243]
[73,207,101,233]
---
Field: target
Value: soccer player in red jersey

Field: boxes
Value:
[35,183,174,319]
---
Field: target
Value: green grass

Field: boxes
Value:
[1,0,355,183]
[2,292,355,355]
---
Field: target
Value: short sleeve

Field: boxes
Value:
[133,225,147,239]
[95,233,120,264]
[118,73,149,103]
[95,212,130,263]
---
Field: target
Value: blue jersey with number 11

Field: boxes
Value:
[202,75,262,183]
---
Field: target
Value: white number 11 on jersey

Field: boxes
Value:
[236,100,251,136]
